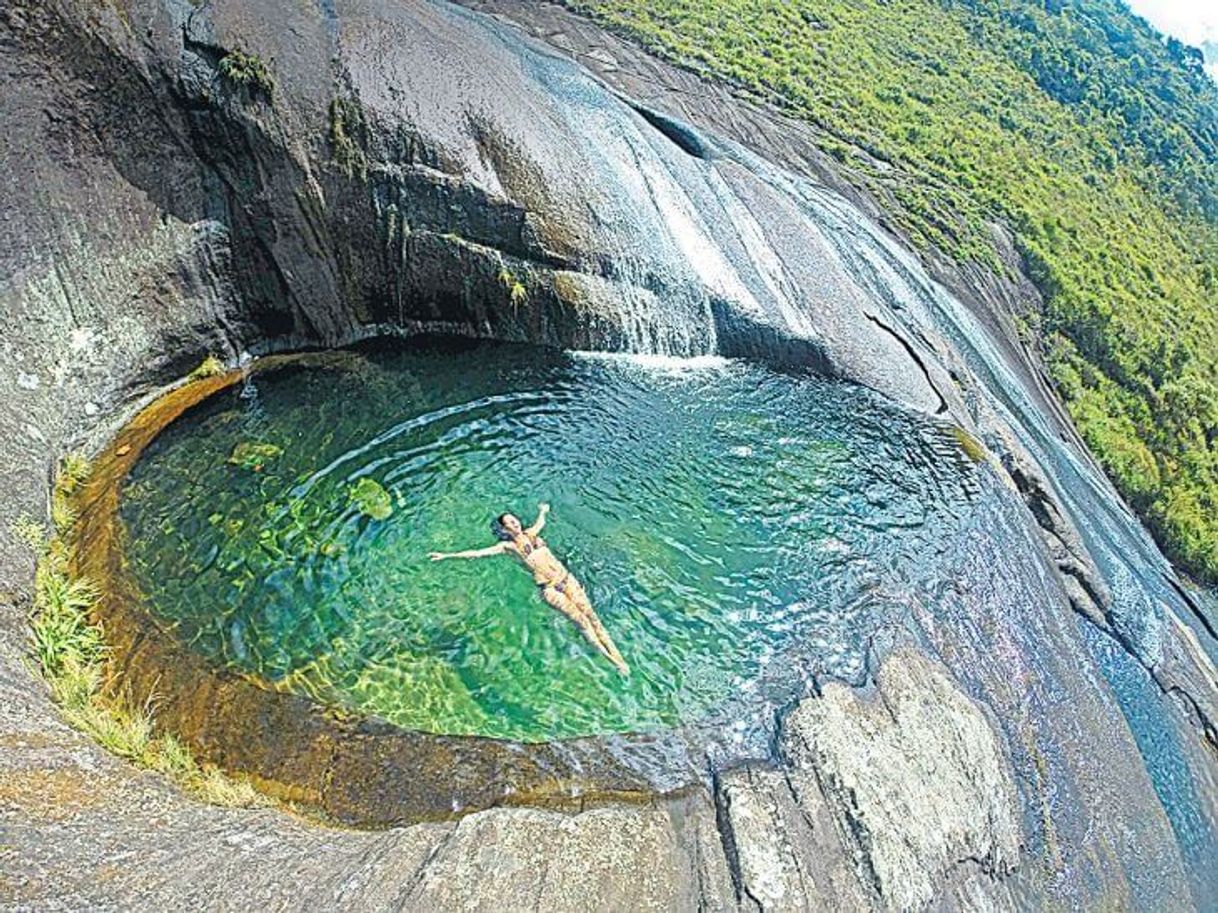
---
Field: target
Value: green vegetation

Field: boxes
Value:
[59,452,91,488]
[564,0,1218,581]
[349,477,393,520]
[498,264,528,309]
[49,451,90,536]
[218,50,275,98]
[228,440,283,472]
[951,426,988,464]
[329,97,368,178]
[186,354,226,382]
[13,462,266,809]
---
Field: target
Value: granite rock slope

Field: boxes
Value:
[2,1,1216,910]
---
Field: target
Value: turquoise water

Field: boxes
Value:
[121,340,979,742]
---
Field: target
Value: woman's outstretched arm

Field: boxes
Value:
[429,543,508,561]
[527,502,551,536]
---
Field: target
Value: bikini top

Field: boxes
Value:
[517,533,546,557]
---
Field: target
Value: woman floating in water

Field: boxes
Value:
[429,504,630,676]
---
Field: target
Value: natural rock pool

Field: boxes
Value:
[120,339,982,747]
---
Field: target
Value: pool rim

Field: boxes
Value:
[72,350,698,827]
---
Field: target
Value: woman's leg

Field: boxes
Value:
[562,580,629,673]
[583,607,629,674]
[541,586,628,674]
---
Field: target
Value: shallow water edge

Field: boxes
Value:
[73,351,696,825]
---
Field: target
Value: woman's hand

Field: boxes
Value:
[428,551,447,561]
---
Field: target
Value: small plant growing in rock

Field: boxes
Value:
[49,453,90,535]
[29,570,102,679]
[218,50,275,98]
[329,97,368,179]
[498,264,527,310]
[59,452,91,490]
[50,492,77,535]
[186,355,226,382]
[950,426,988,463]
[510,281,528,308]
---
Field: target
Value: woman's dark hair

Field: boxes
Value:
[491,514,514,541]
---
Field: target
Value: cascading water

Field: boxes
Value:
[516,65,1218,897]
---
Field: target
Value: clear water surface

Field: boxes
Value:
[121,340,982,743]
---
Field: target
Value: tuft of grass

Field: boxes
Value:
[150,733,197,779]
[22,474,270,810]
[146,734,266,807]
[48,453,89,536]
[50,490,77,536]
[509,281,528,308]
[218,50,275,98]
[46,654,101,713]
[186,355,226,382]
[59,452,91,491]
[29,573,102,678]
[192,765,267,808]
[62,688,154,762]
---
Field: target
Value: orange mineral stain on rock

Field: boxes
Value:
[0,769,104,821]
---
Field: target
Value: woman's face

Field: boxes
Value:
[501,514,523,536]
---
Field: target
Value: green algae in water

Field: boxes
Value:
[228,440,283,472]
[349,477,393,520]
[120,341,980,743]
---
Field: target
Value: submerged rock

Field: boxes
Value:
[348,477,393,521]
[227,441,283,472]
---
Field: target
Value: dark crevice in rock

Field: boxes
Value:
[180,23,227,70]
[628,101,711,159]
[863,311,949,414]
[1162,572,1218,646]
[1081,611,1218,753]
[709,768,759,910]
[392,822,458,910]
[1002,452,1113,627]
[1160,682,1218,751]
[777,722,886,909]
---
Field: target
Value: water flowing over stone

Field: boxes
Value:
[1,0,1216,910]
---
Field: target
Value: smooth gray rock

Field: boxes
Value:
[716,650,1022,913]
[784,650,1020,913]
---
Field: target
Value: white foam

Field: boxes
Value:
[571,350,732,373]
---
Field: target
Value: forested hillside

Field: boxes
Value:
[565,0,1218,582]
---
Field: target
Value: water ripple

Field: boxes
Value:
[121,339,983,747]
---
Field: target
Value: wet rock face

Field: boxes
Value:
[3,0,958,431]
[3,0,1218,911]
[711,652,1028,913]
[784,651,1020,912]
